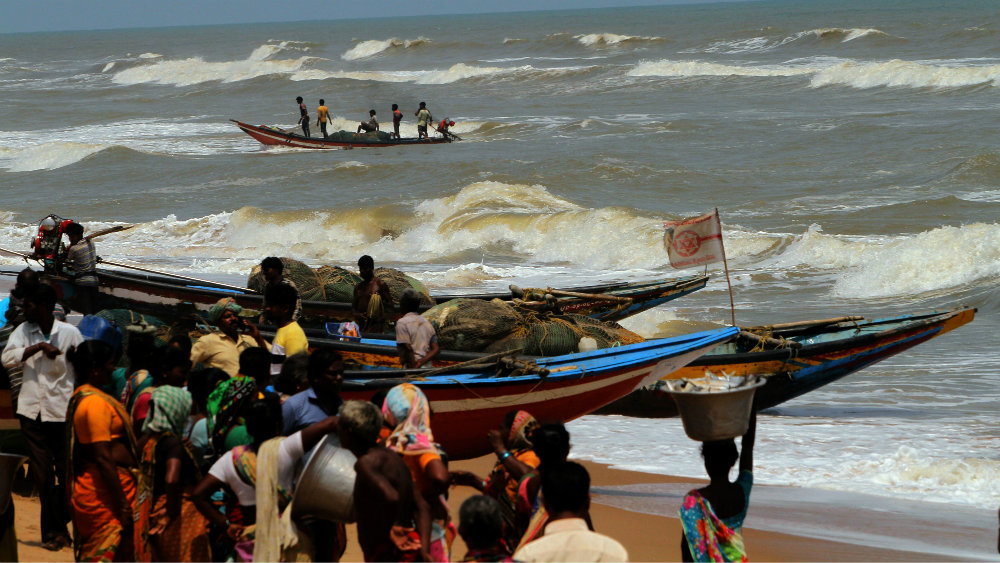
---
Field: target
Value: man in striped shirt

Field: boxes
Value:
[64,222,99,314]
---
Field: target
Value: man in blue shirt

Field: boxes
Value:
[281,348,344,435]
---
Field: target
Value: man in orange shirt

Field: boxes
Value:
[316,99,332,139]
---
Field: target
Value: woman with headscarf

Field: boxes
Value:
[137,386,211,561]
[189,298,267,377]
[382,383,452,562]
[450,410,540,551]
[66,340,152,562]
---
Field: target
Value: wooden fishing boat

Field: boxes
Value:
[231,119,452,149]
[337,327,739,459]
[595,308,976,417]
[42,268,709,329]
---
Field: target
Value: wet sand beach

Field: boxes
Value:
[9,455,986,562]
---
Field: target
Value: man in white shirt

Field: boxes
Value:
[1,284,82,550]
[514,461,629,562]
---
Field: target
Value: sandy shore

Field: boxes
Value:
[10,455,970,562]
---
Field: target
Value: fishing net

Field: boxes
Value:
[424,298,644,355]
[326,130,392,143]
[374,267,435,307]
[247,258,362,303]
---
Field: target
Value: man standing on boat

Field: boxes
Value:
[390,103,403,139]
[63,222,99,315]
[296,96,311,138]
[258,256,302,324]
[415,102,432,140]
[317,99,332,139]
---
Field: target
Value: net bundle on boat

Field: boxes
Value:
[422,298,643,355]
[374,267,435,307]
[248,258,434,306]
[248,258,361,302]
[325,130,392,142]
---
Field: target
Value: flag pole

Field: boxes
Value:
[715,207,736,326]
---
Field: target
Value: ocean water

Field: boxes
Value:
[1,0,998,547]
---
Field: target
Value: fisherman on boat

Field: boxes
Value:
[317,98,332,140]
[415,102,432,140]
[63,222,100,315]
[352,255,394,333]
[357,109,379,134]
[391,103,403,139]
[295,96,310,138]
[395,288,439,369]
[437,118,456,139]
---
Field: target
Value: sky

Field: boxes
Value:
[0,0,743,35]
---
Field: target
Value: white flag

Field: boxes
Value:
[663,210,725,269]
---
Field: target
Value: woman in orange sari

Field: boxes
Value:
[450,410,541,551]
[66,340,151,562]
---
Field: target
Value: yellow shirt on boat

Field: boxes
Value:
[317,105,330,122]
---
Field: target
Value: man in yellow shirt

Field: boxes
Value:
[265,283,308,377]
[190,298,267,377]
[317,99,332,139]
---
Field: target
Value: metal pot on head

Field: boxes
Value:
[290,435,357,522]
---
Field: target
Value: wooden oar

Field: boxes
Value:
[408,348,524,379]
[0,246,36,261]
[85,224,134,242]
[97,258,257,294]
[752,316,865,332]
[544,288,632,303]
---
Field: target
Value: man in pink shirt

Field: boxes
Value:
[394,289,439,369]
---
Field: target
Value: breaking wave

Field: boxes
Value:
[795,27,889,42]
[810,59,1000,89]
[0,142,110,172]
[341,37,431,60]
[111,43,315,86]
[291,63,587,85]
[575,33,663,46]
[693,27,892,54]
[629,59,814,78]
[770,223,1000,298]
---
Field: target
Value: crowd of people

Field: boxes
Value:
[295,97,455,141]
[1,251,758,563]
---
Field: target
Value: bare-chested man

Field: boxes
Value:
[352,255,394,333]
[339,400,428,562]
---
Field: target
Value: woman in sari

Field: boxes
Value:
[679,410,756,563]
[137,386,211,561]
[382,383,451,562]
[66,340,151,562]
[450,410,540,551]
[512,422,572,551]
[192,394,340,562]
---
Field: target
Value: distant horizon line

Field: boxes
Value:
[0,0,759,36]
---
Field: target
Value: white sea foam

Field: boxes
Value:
[629,59,815,78]
[575,33,662,46]
[101,62,115,73]
[341,37,430,61]
[137,52,162,59]
[799,27,889,42]
[811,59,1000,89]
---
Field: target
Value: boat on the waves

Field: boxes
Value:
[231,119,452,149]
[595,308,976,417]
[42,268,709,329]
[337,327,739,459]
